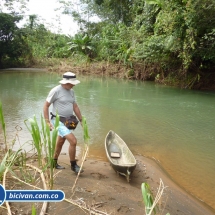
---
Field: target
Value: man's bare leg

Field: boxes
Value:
[65,133,77,161]
[65,133,83,173]
[53,136,66,169]
[54,136,66,159]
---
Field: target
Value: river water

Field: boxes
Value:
[0,70,215,212]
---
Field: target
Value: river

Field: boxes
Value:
[0,70,215,212]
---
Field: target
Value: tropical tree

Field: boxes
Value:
[1,0,215,88]
[0,0,29,14]
[47,34,71,58]
[83,0,133,25]
[67,33,95,59]
[0,13,32,67]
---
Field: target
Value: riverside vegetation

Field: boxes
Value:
[0,100,171,214]
[1,0,215,90]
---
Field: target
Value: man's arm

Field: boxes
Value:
[43,101,53,129]
[73,103,82,122]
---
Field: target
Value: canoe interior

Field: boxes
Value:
[105,130,136,168]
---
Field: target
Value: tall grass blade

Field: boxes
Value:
[43,113,59,189]
[31,204,36,215]
[141,182,156,215]
[0,151,9,179]
[0,149,23,180]
[25,115,42,166]
[41,114,48,155]
[51,113,59,157]
[82,116,90,144]
[71,116,89,195]
[0,101,7,146]
[141,179,170,215]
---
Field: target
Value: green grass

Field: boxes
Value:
[0,101,7,147]
[141,179,170,215]
[0,100,28,181]
[25,113,59,188]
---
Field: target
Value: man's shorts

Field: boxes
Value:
[51,119,72,137]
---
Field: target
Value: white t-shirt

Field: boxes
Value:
[46,85,76,117]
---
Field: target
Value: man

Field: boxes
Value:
[43,71,83,174]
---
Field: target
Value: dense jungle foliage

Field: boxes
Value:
[1,0,215,89]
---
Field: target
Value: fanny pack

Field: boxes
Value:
[51,113,79,130]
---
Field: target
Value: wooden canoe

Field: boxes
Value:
[105,130,137,182]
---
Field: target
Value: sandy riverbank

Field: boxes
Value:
[42,154,215,215]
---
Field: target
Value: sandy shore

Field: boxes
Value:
[2,153,214,215]
[42,154,215,215]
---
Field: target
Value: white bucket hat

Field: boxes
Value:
[59,72,80,85]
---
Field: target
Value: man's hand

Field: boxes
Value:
[46,121,54,130]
